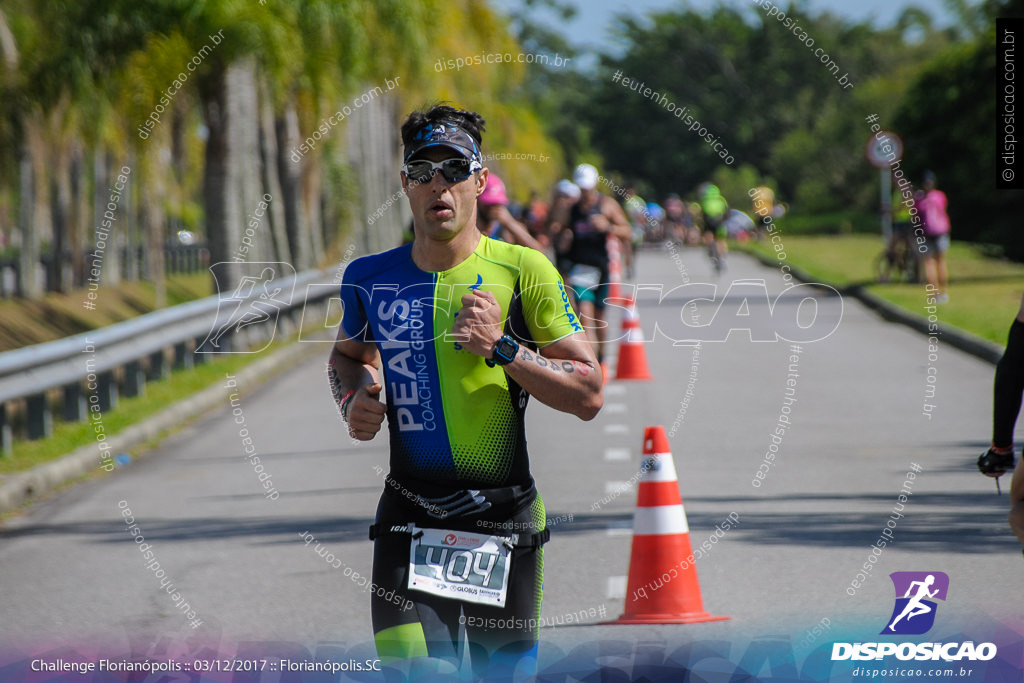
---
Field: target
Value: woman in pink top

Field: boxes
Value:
[918,171,951,303]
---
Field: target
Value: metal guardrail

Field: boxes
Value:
[0,244,209,299]
[0,267,338,454]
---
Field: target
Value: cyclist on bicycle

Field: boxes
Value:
[878,188,919,283]
[699,183,728,273]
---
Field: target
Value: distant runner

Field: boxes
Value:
[476,173,543,252]
[917,171,951,303]
[751,185,775,239]
[552,163,632,368]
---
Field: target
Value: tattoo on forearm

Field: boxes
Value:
[519,348,592,376]
[326,361,345,404]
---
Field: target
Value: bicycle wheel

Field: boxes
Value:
[905,253,921,283]
[875,251,893,283]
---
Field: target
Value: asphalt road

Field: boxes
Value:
[1,246,1020,677]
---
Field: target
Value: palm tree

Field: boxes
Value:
[0,6,19,265]
[0,1,46,300]
[0,0,550,305]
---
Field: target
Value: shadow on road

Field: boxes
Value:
[544,491,1016,554]
[0,513,374,545]
[3,489,1015,555]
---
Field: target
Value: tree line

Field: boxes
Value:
[522,0,1024,257]
[0,0,564,303]
[5,0,1022,314]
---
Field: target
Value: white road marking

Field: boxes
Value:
[604,448,631,461]
[605,480,631,494]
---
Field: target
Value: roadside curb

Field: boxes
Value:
[739,248,1004,365]
[0,337,327,515]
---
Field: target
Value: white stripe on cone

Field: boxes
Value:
[639,453,678,482]
[634,504,690,535]
[625,327,646,344]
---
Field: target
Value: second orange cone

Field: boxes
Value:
[614,295,652,381]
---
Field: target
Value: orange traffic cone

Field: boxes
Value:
[605,426,729,624]
[614,295,652,381]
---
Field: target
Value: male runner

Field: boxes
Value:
[978,291,1024,551]
[328,104,603,679]
[663,194,688,244]
[551,163,631,366]
[476,173,543,252]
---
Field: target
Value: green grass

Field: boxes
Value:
[741,234,882,284]
[737,234,1024,345]
[777,209,878,236]
[0,273,212,352]
[0,339,307,475]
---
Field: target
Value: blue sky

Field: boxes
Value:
[490,0,960,56]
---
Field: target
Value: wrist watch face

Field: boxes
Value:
[495,336,518,363]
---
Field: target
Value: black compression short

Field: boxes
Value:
[369,487,546,679]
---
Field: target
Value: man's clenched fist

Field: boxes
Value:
[348,383,386,440]
[451,289,503,358]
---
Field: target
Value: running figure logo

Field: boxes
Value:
[881,571,949,635]
[200,262,296,353]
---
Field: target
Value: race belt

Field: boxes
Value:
[368,523,549,608]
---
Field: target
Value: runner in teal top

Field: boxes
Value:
[328,104,603,681]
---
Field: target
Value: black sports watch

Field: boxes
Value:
[486,335,519,367]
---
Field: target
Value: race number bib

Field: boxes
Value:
[407,525,515,607]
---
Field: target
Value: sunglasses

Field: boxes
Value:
[402,157,479,184]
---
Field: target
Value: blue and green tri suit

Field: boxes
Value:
[338,236,583,674]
